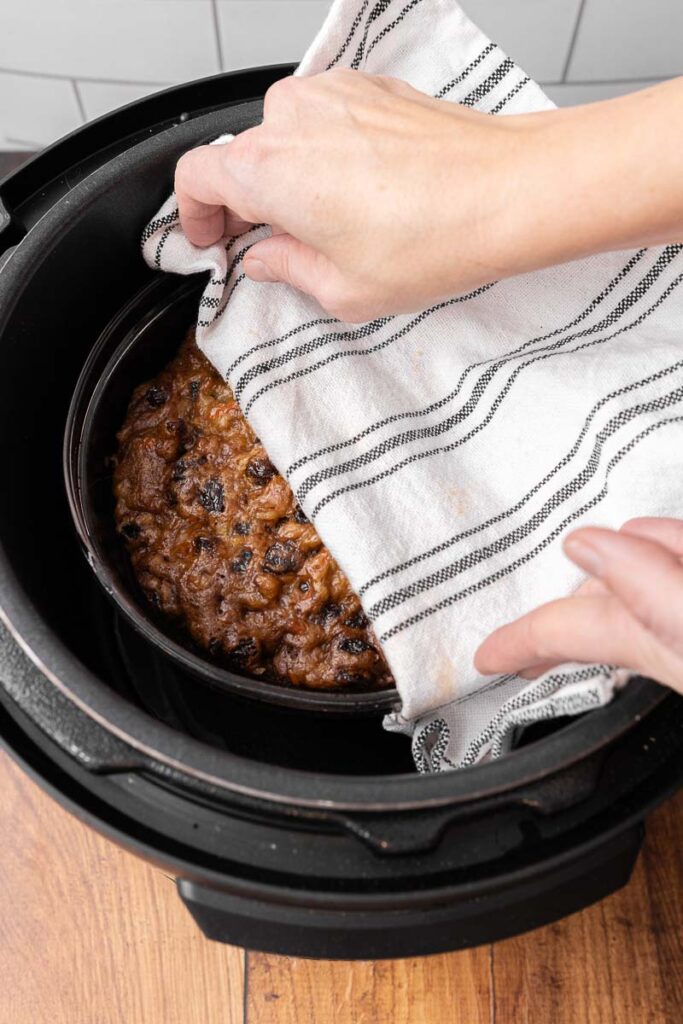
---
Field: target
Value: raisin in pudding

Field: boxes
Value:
[113,331,394,693]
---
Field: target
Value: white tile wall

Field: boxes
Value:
[0,71,81,148]
[460,0,582,82]
[1,0,683,151]
[567,0,683,82]
[217,1,330,71]
[77,81,166,122]
[0,1,218,83]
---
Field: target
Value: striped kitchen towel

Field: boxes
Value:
[142,0,683,771]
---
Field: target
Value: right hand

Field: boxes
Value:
[175,70,683,323]
[174,68,533,322]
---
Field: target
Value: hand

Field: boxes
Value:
[474,518,683,697]
[175,68,529,321]
[175,71,683,322]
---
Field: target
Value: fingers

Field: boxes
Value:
[564,527,683,652]
[620,516,683,556]
[174,132,264,246]
[244,233,338,308]
[475,521,683,696]
[474,593,639,676]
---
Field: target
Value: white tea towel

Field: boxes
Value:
[142,0,683,771]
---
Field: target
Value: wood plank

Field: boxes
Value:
[491,790,683,1024]
[0,750,245,1024]
[248,794,682,1023]
[246,947,493,1023]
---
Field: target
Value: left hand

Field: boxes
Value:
[474,517,683,697]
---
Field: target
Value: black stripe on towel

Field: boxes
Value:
[141,206,179,247]
[489,76,530,114]
[349,0,397,69]
[461,59,515,106]
[435,42,496,99]
[362,0,425,64]
[326,0,373,70]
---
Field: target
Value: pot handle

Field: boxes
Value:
[325,751,605,856]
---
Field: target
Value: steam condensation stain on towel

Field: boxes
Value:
[446,485,470,516]
[410,348,427,383]
[435,657,459,704]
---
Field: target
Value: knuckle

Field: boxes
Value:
[523,613,553,662]
[319,288,362,322]
[317,275,382,323]
[263,75,299,115]
[174,149,196,191]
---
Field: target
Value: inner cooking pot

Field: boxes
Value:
[64,271,399,715]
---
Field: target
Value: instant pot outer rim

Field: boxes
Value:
[0,78,669,811]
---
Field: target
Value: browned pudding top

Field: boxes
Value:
[113,331,394,692]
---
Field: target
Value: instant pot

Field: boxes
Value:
[1,66,681,960]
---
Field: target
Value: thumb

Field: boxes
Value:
[244,233,335,305]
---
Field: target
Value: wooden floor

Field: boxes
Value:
[0,749,680,1023]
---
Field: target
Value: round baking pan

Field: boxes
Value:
[64,271,400,716]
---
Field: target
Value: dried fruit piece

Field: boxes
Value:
[228,637,258,664]
[172,459,188,481]
[345,611,368,629]
[293,505,309,524]
[247,457,277,485]
[336,670,372,690]
[121,522,141,539]
[231,548,253,573]
[339,637,374,655]
[314,602,342,623]
[198,478,225,513]
[234,521,250,535]
[263,541,302,575]
[194,536,216,552]
[146,385,168,407]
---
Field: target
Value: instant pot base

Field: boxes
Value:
[0,66,682,959]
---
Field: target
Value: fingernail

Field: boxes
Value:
[564,537,604,576]
[245,259,278,283]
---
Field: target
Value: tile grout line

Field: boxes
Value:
[71,79,87,124]
[539,74,669,88]
[0,64,171,87]
[211,0,225,74]
[3,136,41,149]
[243,947,249,1023]
[561,0,588,83]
